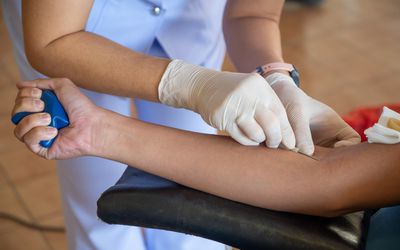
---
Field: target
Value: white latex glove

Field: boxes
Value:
[158,60,296,148]
[266,72,361,155]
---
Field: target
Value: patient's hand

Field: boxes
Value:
[12,78,104,160]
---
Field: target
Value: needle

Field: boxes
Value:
[289,147,319,161]
[298,151,319,161]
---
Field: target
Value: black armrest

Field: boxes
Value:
[97,167,369,250]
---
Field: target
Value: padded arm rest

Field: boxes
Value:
[97,167,369,250]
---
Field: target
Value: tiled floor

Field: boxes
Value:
[0,1,399,249]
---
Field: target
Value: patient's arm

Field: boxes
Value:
[12,80,399,217]
[98,111,400,217]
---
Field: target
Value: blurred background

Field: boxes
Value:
[0,0,399,249]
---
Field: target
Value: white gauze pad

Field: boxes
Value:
[364,107,400,144]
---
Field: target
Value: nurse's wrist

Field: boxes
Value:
[158,59,218,112]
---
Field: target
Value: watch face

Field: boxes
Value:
[290,67,300,87]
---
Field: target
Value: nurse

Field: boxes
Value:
[2,0,359,249]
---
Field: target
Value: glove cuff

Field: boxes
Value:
[158,59,194,109]
[158,59,219,111]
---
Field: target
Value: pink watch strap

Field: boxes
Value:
[255,63,294,77]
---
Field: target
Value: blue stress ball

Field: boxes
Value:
[11,90,70,148]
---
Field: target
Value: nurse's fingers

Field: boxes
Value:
[255,105,282,148]
[287,105,314,156]
[270,104,296,150]
[333,126,361,148]
[236,115,266,143]
[16,87,42,100]
[12,97,44,116]
[14,113,51,141]
[228,123,260,146]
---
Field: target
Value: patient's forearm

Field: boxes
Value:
[97,111,400,217]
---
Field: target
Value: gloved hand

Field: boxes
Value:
[266,72,361,155]
[158,60,296,149]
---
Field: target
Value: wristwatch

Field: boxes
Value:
[255,62,300,87]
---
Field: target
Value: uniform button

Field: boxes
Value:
[152,6,162,16]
